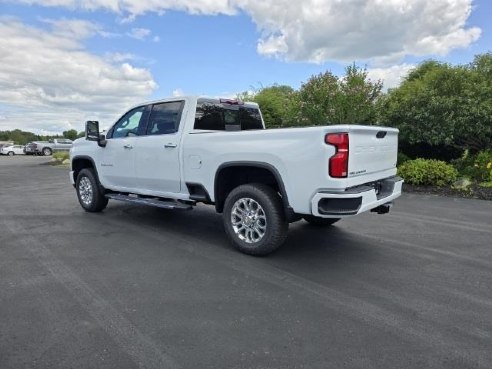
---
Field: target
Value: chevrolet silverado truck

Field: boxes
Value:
[26,138,73,156]
[70,96,403,255]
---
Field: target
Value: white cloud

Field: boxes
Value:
[367,64,416,90]
[14,0,237,16]
[127,27,151,40]
[10,0,481,64]
[0,18,157,134]
[242,0,480,63]
[41,17,102,38]
[105,52,135,63]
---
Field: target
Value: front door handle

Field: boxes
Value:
[123,144,133,149]
[164,143,177,148]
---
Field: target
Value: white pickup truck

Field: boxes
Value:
[70,96,403,255]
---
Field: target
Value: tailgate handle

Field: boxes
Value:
[376,131,387,139]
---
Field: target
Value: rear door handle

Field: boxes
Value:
[164,143,177,148]
[123,144,133,149]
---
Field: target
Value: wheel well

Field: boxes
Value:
[214,164,289,214]
[72,157,94,183]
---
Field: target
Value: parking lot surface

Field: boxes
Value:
[1,156,491,369]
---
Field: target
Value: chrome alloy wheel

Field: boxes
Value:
[78,176,93,206]
[231,198,267,244]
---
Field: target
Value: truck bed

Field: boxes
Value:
[183,124,399,214]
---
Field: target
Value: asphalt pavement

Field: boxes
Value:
[1,155,491,369]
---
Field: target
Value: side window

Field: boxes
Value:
[146,101,184,135]
[110,106,146,139]
[195,103,225,130]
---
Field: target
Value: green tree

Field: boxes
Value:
[378,53,492,152]
[299,64,383,125]
[244,85,300,128]
[63,129,78,140]
[0,129,39,144]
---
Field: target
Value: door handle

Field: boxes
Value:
[164,143,177,148]
[123,144,133,149]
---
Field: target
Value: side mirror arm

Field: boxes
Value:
[98,134,107,147]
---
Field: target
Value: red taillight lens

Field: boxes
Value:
[325,133,349,178]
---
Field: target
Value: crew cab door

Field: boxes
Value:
[98,105,148,190]
[134,101,184,194]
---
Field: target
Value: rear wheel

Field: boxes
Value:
[76,168,108,212]
[303,215,340,226]
[42,147,52,156]
[223,184,288,256]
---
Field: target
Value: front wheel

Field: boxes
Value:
[42,147,52,156]
[223,184,288,256]
[8,151,14,156]
[303,215,340,226]
[76,168,108,212]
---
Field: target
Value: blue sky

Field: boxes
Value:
[0,0,490,133]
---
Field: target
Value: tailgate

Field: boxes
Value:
[348,126,398,179]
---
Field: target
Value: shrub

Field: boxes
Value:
[52,151,69,161]
[473,150,492,182]
[480,181,492,188]
[398,158,458,187]
[453,150,492,182]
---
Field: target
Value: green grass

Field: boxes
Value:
[52,151,69,161]
[51,151,70,168]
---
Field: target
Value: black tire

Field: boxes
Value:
[76,168,108,212]
[8,151,14,156]
[223,183,288,256]
[42,147,52,156]
[303,215,340,226]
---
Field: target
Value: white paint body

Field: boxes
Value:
[70,96,403,217]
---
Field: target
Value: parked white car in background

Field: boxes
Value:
[1,145,25,156]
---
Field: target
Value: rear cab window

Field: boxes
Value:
[194,99,264,131]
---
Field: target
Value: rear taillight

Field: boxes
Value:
[325,133,349,178]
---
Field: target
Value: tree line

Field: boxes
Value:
[0,129,84,145]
